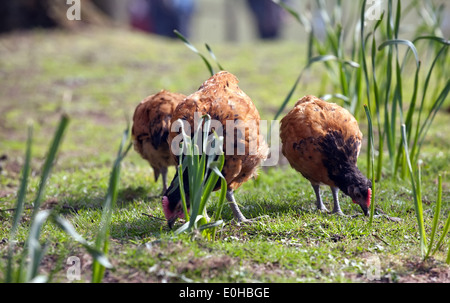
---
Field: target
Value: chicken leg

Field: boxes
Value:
[226,189,268,224]
[226,190,247,223]
[331,186,344,215]
[312,184,328,212]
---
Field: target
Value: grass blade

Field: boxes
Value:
[431,175,450,257]
[273,69,305,122]
[413,36,450,45]
[178,153,189,221]
[213,175,227,224]
[174,114,227,238]
[5,125,33,283]
[31,114,69,220]
[198,220,223,231]
[431,212,450,257]
[410,45,448,163]
[52,214,112,269]
[205,44,224,71]
[370,13,385,181]
[447,244,450,264]
[415,80,450,161]
[276,0,311,31]
[199,132,225,213]
[401,124,427,255]
[174,30,214,76]
[393,60,421,177]
[273,55,359,122]
[7,115,69,283]
[26,210,51,282]
[425,175,442,259]
[10,126,32,238]
[364,105,376,227]
[378,39,420,68]
[175,215,205,235]
[92,128,131,283]
[275,0,313,60]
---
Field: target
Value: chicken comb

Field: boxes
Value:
[367,188,372,208]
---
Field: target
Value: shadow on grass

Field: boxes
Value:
[117,185,161,205]
[54,185,161,216]
[110,212,170,242]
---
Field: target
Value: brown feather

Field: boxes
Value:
[132,90,186,180]
[280,95,362,187]
[169,71,268,191]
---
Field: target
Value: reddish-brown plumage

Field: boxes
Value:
[163,71,268,226]
[280,95,371,216]
[280,95,362,187]
[169,71,268,190]
[132,90,186,192]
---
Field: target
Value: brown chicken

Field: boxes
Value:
[161,71,269,228]
[280,95,372,216]
[132,90,186,194]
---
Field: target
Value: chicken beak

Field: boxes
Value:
[360,204,369,216]
[167,217,177,229]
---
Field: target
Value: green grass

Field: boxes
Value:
[0,29,449,282]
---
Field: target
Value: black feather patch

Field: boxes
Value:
[149,115,171,150]
[318,131,359,164]
[318,130,364,196]
[293,137,317,157]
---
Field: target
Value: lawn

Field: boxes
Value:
[0,27,449,283]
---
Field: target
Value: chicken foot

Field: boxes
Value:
[226,189,266,224]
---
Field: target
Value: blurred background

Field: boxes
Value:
[0,0,448,163]
[1,0,449,42]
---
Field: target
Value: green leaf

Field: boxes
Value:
[52,215,112,269]
[275,0,312,33]
[273,54,359,122]
[198,220,224,231]
[205,44,225,71]
[174,30,214,76]
[6,125,33,283]
[413,36,450,46]
[174,114,227,238]
[174,215,205,235]
[426,175,442,259]
[92,127,130,283]
[31,115,69,219]
[410,45,448,163]
[26,210,51,282]
[378,39,420,68]
[364,105,376,228]
[319,94,349,103]
[401,124,427,255]
[178,154,189,221]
